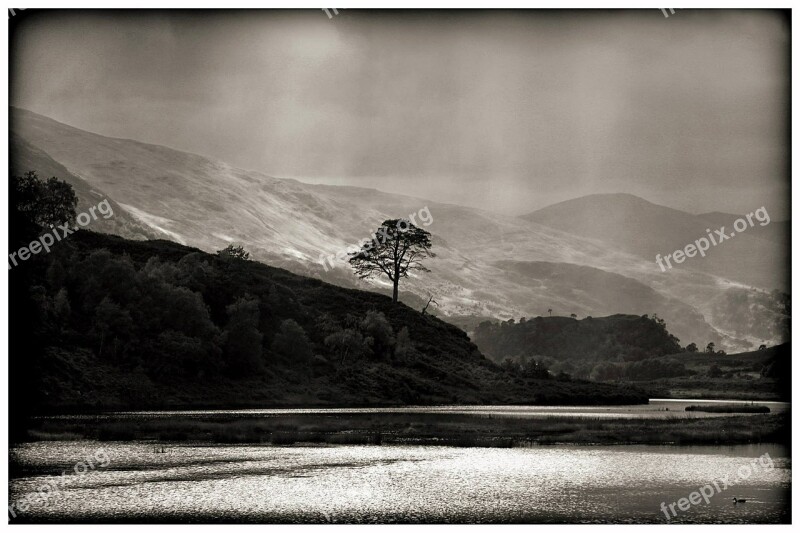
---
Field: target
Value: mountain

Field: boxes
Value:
[699,211,790,246]
[10,107,789,352]
[523,193,788,292]
[490,260,711,342]
[10,133,159,241]
[9,228,648,414]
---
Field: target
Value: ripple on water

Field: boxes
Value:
[9,442,790,523]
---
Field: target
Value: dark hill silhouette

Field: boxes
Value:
[10,230,648,420]
[472,313,682,364]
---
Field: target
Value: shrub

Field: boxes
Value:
[324,328,366,365]
[360,310,395,358]
[272,319,314,367]
[217,244,250,261]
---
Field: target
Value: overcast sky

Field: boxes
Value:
[11,9,790,218]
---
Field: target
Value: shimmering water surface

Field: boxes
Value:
[10,441,790,523]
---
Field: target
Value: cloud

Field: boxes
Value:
[11,9,790,217]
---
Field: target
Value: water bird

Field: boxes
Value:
[732,497,747,504]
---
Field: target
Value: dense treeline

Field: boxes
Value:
[22,243,417,378]
[473,314,693,380]
[473,314,683,363]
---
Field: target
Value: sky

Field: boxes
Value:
[10,9,790,218]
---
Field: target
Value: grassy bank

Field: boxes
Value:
[22,411,789,447]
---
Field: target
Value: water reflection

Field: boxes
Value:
[10,442,790,523]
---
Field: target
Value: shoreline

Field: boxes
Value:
[27,397,789,418]
[18,411,789,448]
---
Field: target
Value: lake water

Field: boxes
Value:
[10,441,790,523]
[40,398,791,421]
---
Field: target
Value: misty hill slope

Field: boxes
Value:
[699,211,790,246]
[491,260,711,343]
[524,193,787,291]
[10,133,159,241]
[10,229,648,412]
[10,107,788,352]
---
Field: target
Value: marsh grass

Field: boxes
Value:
[23,411,789,448]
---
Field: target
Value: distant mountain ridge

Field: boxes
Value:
[523,193,787,291]
[9,107,789,352]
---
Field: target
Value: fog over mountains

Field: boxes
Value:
[10,107,789,353]
[524,193,788,290]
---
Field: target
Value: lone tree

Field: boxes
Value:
[348,219,434,303]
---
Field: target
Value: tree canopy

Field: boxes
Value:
[11,171,78,243]
[217,244,250,261]
[348,219,434,303]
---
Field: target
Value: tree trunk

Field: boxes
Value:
[392,279,399,303]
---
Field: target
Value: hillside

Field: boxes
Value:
[471,312,789,400]
[10,133,158,241]
[491,260,713,347]
[646,343,791,401]
[524,193,788,292]
[699,211,790,246]
[10,107,789,353]
[472,314,683,365]
[9,229,649,420]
